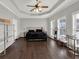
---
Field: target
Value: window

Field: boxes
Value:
[57,17,66,40]
[13,19,17,39]
[50,20,53,36]
[73,12,79,39]
[50,20,56,38]
[72,11,79,51]
[0,22,4,42]
[59,19,66,35]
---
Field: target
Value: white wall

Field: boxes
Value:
[0,4,21,53]
[47,17,57,37]
[55,1,79,35]
[0,3,23,53]
[47,1,79,37]
[20,18,47,36]
[0,3,21,38]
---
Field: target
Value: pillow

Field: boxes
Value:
[36,29,42,32]
[28,30,34,32]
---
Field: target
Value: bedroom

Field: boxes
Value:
[0,0,79,59]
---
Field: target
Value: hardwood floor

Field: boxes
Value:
[0,38,79,59]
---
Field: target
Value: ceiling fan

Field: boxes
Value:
[27,0,48,12]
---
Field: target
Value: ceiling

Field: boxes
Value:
[0,0,79,18]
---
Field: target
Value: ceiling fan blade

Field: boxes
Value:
[41,6,48,8]
[36,0,38,1]
[27,5,35,7]
[30,8,36,11]
[36,0,39,2]
[30,8,41,12]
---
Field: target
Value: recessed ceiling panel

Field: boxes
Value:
[11,0,59,14]
[0,0,79,18]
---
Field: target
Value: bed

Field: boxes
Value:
[26,29,47,41]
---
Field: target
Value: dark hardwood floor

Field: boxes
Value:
[0,38,79,59]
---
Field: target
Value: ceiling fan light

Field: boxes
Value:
[38,8,42,12]
[34,8,39,12]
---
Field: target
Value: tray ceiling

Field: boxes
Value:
[0,0,79,18]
